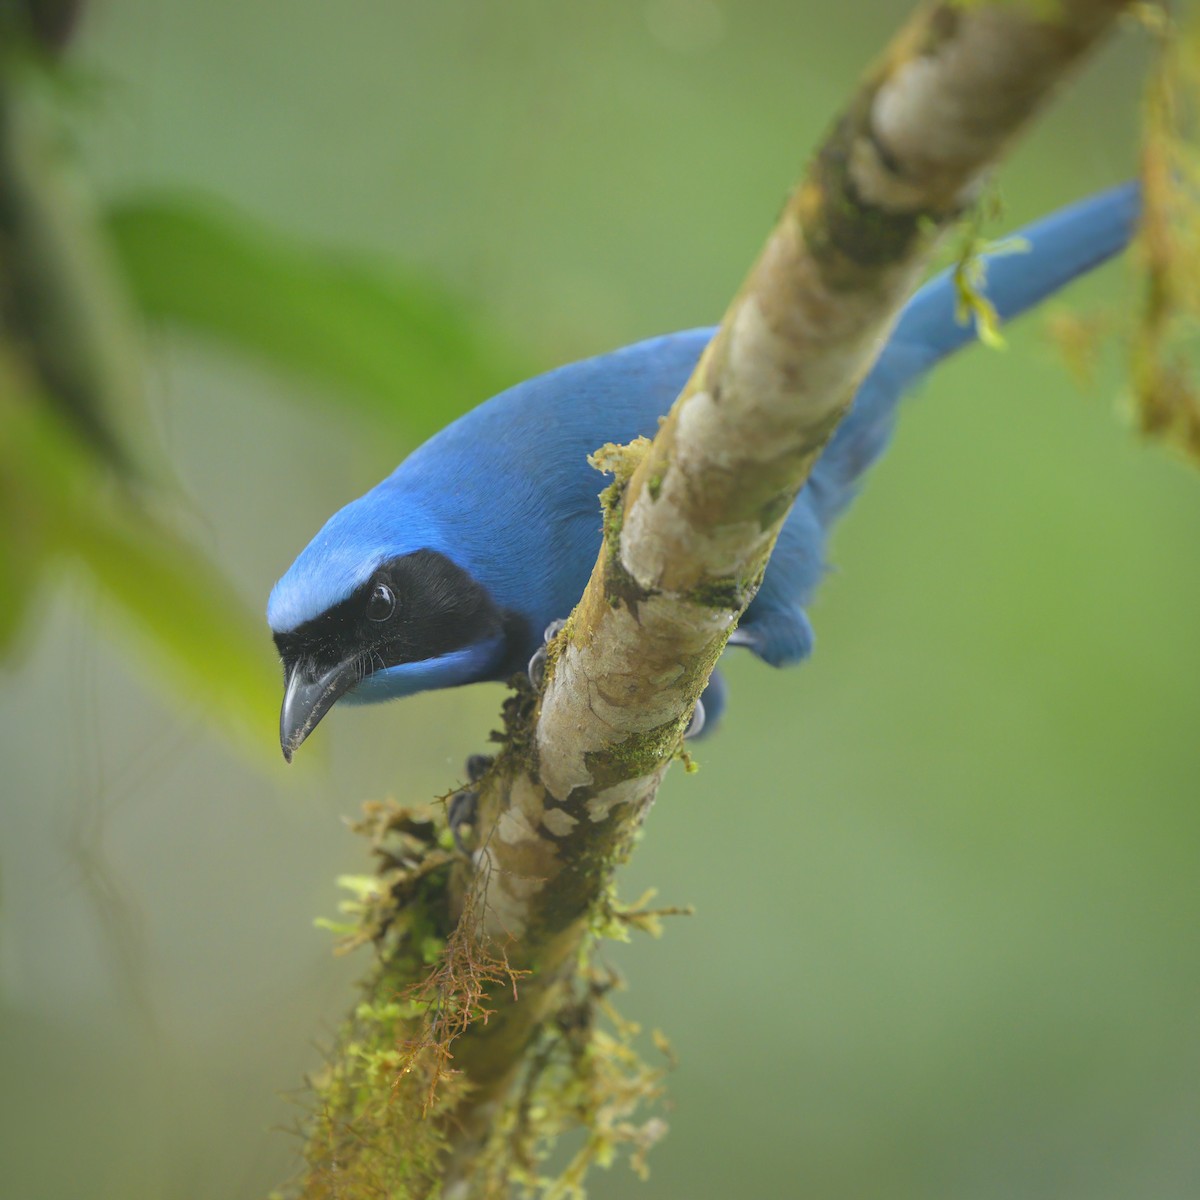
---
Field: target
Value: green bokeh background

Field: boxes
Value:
[3,2,1198,1198]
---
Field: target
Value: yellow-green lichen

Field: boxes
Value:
[588,436,652,486]
[582,717,688,792]
[802,97,937,283]
[593,478,657,613]
[756,488,797,532]
[687,575,745,610]
[947,190,1030,349]
[593,884,695,943]
[589,437,663,611]
[1132,4,1200,463]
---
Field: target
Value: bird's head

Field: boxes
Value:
[267,491,511,761]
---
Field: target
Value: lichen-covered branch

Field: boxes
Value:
[287,3,1133,1197]
[1132,4,1200,459]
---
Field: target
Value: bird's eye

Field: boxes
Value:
[366,582,396,622]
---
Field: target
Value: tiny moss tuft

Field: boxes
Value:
[594,884,695,942]
[688,575,744,610]
[588,436,652,485]
[471,949,673,1197]
[583,717,686,792]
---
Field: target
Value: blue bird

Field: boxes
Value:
[269,183,1139,760]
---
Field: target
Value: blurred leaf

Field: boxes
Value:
[1,49,274,754]
[1,45,151,480]
[106,194,524,437]
[0,350,279,756]
[0,462,45,654]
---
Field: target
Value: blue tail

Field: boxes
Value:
[806,181,1139,525]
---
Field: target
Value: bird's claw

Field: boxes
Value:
[527,618,568,688]
[448,788,478,854]
[465,753,493,783]
[526,647,547,688]
[448,755,493,854]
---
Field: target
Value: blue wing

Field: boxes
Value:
[270,184,1138,703]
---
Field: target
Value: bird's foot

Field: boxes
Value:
[447,755,494,854]
[447,788,478,855]
[527,618,568,689]
[465,753,493,783]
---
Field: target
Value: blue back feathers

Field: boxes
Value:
[269,183,1138,691]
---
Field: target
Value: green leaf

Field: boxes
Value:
[105,194,523,438]
[1,49,152,479]
[0,477,44,655]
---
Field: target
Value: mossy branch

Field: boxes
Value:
[1132,1,1200,459]
[286,3,1135,1197]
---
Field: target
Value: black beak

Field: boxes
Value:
[280,659,359,762]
